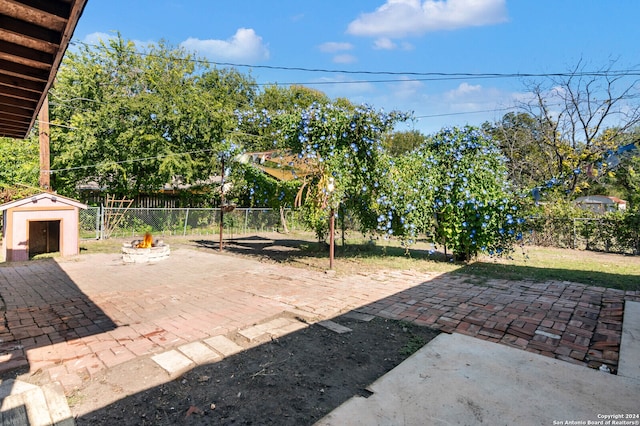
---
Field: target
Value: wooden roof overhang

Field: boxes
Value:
[0,0,87,139]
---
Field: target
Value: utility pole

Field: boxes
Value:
[38,94,50,191]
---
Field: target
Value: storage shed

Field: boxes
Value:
[0,193,87,261]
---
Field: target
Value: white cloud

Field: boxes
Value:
[390,78,425,100]
[318,42,354,53]
[180,28,269,62]
[347,0,508,38]
[373,37,397,50]
[80,32,153,50]
[82,32,112,45]
[445,82,482,99]
[333,54,357,64]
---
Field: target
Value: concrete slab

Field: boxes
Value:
[0,394,29,426]
[317,320,352,334]
[41,382,74,426]
[151,350,195,375]
[0,379,72,426]
[619,301,640,380]
[22,387,51,426]
[316,333,640,426]
[342,312,376,322]
[274,321,308,336]
[178,341,221,365]
[256,317,295,331]
[203,335,244,357]
[238,326,268,341]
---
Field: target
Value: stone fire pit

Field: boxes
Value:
[122,232,170,263]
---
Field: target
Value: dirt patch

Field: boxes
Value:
[75,315,439,425]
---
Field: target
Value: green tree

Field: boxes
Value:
[483,112,556,192]
[382,130,426,156]
[260,101,409,240]
[378,126,525,261]
[237,85,331,152]
[518,60,640,197]
[0,134,40,202]
[0,135,39,188]
[49,35,255,202]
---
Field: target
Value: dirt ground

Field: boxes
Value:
[74,315,439,425]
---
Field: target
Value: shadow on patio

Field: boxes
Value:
[0,258,117,376]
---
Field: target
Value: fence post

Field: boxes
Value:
[183,208,189,236]
[99,204,104,240]
[572,218,576,249]
[245,209,249,234]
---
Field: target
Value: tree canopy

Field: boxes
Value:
[49,35,255,202]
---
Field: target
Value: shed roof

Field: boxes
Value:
[0,0,88,139]
[0,192,87,211]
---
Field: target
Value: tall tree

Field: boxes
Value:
[483,112,556,191]
[253,101,409,239]
[0,134,40,202]
[382,130,426,156]
[49,35,255,201]
[378,126,524,261]
[519,60,640,196]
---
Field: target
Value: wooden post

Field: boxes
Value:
[38,94,50,190]
[219,158,225,252]
[329,208,335,269]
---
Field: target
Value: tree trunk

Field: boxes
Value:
[280,206,289,233]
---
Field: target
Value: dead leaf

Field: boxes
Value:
[185,405,203,417]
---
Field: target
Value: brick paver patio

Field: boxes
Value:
[0,247,638,393]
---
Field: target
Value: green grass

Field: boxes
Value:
[464,246,640,291]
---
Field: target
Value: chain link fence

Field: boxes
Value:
[80,207,303,240]
[4,207,633,255]
[528,216,639,255]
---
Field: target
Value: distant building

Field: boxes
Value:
[573,195,627,214]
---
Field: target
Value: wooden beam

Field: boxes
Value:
[0,39,54,69]
[0,1,69,32]
[0,71,46,92]
[0,16,62,50]
[0,94,38,110]
[0,101,34,117]
[39,93,50,189]
[0,58,50,81]
[0,83,41,102]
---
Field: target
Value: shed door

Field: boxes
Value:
[29,220,60,258]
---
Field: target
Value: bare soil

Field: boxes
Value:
[75,315,438,425]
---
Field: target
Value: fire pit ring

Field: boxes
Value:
[122,232,170,263]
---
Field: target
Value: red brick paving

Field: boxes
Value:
[358,277,639,371]
[0,249,639,394]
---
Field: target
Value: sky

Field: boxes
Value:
[70,0,640,135]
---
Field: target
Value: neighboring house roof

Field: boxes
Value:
[574,195,628,213]
[606,196,627,205]
[574,195,627,205]
[0,0,88,138]
[0,192,87,211]
[238,151,316,181]
[76,175,224,192]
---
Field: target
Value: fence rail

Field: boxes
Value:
[80,207,300,240]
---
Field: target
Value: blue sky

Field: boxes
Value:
[71,0,640,135]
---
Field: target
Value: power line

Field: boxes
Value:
[70,40,640,82]
[48,148,217,173]
[413,107,516,119]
